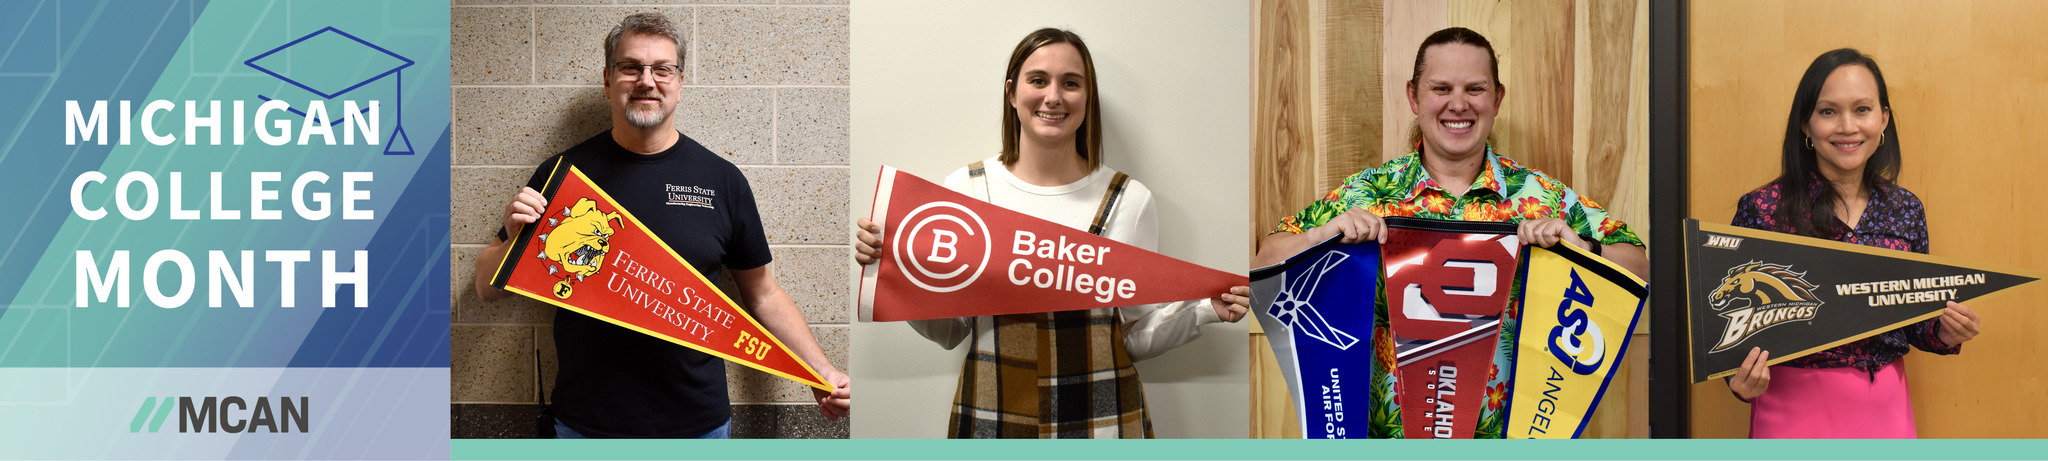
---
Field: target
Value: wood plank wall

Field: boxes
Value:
[1250,0,1650,439]
[1687,0,2048,438]
[1249,0,1312,440]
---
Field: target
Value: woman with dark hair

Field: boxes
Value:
[850,28,1251,439]
[1724,48,1981,438]
[1253,26,1647,438]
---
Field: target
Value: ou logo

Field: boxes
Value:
[1386,239,1516,340]
[1547,268,1605,375]
[893,202,992,293]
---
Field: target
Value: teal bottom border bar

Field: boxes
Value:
[455,439,2048,460]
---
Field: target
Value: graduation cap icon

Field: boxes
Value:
[244,26,415,155]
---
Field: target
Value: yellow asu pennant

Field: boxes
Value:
[489,160,830,391]
[1503,242,1645,439]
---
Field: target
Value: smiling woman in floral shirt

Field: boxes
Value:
[1253,27,1646,276]
[1252,27,1646,439]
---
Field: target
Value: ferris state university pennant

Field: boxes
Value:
[858,166,1246,322]
[1684,219,2042,382]
[1503,242,1645,439]
[1379,217,1521,439]
[1251,235,1380,439]
[489,160,829,390]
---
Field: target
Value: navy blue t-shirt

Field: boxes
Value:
[500,130,772,438]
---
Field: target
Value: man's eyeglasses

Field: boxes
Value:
[611,62,680,79]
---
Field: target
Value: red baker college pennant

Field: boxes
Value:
[859,166,1246,322]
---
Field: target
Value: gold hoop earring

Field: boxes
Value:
[1806,137,1814,150]
[1877,134,1885,148]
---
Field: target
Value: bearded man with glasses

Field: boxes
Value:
[470,12,851,439]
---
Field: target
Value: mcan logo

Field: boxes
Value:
[893,202,991,293]
[129,396,309,434]
[1708,261,1822,352]
[1546,269,1605,375]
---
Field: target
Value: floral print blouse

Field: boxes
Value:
[1732,178,1959,374]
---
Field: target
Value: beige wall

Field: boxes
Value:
[1250,0,1650,438]
[448,0,851,438]
[847,0,1253,439]
[1687,0,2048,438]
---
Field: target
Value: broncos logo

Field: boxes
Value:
[1708,261,1825,353]
[1708,261,1817,310]
[535,197,622,285]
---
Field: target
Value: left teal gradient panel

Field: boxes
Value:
[0,0,449,459]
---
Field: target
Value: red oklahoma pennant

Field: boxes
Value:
[859,165,1246,322]
[490,161,829,390]
[1381,218,1521,439]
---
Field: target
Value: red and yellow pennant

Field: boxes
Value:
[489,160,828,390]
[859,166,1246,322]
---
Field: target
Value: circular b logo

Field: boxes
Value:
[892,202,992,293]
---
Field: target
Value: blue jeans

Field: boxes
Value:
[553,419,731,439]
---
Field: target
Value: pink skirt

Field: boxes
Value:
[1750,361,1916,438]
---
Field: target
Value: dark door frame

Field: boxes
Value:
[1648,0,1690,439]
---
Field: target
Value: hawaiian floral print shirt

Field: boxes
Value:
[1733,178,1959,374]
[1271,147,1643,247]
[1273,147,1637,439]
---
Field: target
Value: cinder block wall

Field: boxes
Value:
[448,0,849,439]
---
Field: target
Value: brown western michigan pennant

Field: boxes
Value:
[489,159,830,390]
[1684,219,2042,383]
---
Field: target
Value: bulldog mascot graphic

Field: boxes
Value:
[534,197,622,299]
